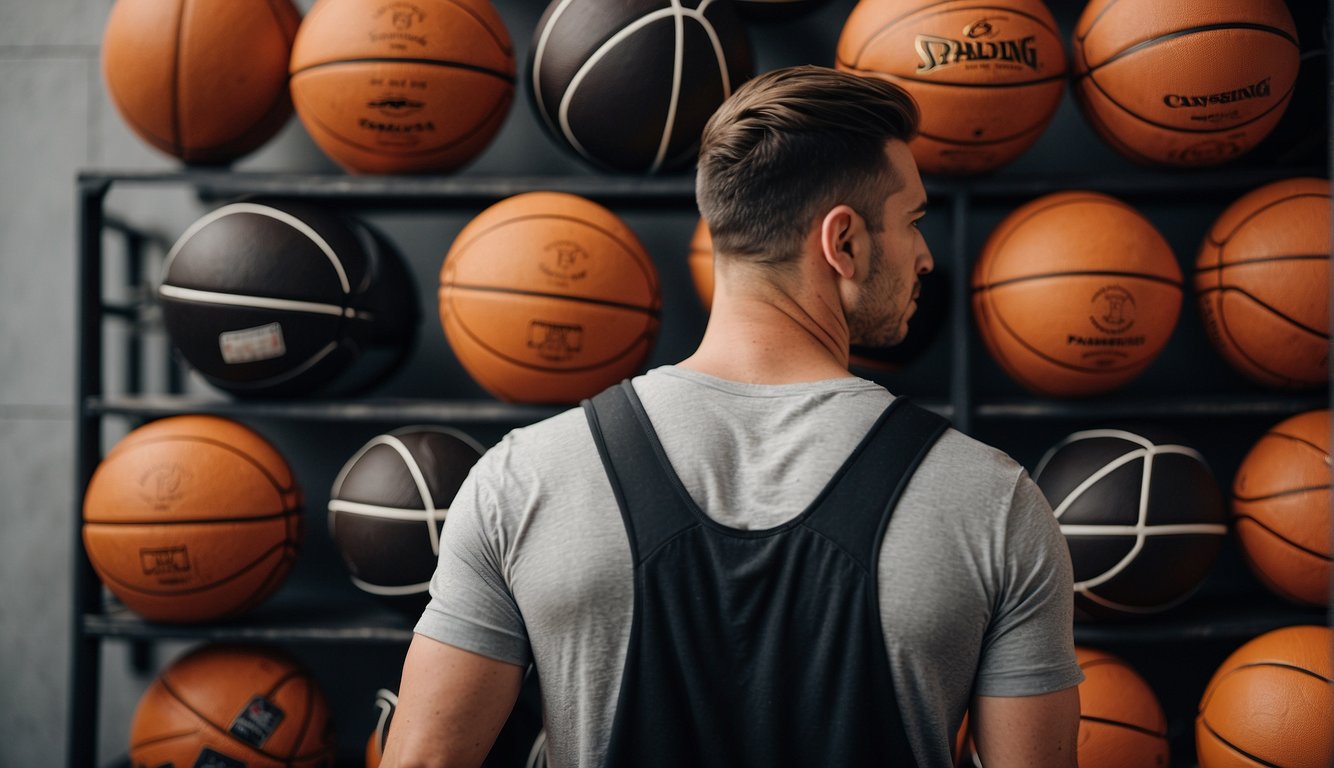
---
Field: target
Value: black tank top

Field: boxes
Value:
[582,381,948,768]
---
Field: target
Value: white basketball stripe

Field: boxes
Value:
[558,4,729,172]
[530,0,575,139]
[652,0,687,173]
[327,499,450,523]
[158,285,370,319]
[1060,523,1228,537]
[213,340,339,390]
[162,202,352,294]
[351,575,431,596]
[1049,448,1144,521]
[373,689,397,746]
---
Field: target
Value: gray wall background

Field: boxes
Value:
[0,0,1326,765]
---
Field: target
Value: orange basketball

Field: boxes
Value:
[1197,625,1333,768]
[439,192,661,403]
[82,415,302,623]
[101,0,300,164]
[1071,0,1300,167]
[836,0,1067,175]
[1194,177,1331,390]
[688,219,715,309]
[130,644,334,767]
[1232,409,1332,607]
[1075,647,1170,768]
[290,0,515,174]
[972,192,1182,397]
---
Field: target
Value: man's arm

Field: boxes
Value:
[380,633,526,768]
[970,687,1081,768]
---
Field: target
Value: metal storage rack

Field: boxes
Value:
[70,167,1330,767]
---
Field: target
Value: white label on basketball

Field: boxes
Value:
[219,323,287,364]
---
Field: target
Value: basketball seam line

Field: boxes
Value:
[987,293,1150,376]
[1205,259,1324,388]
[981,195,1148,285]
[842,66,1068,90]
[1199,719,1283,768]
[975,269,1182,291]
[128,725,200,750]
[291,57,515,83]
[1073,0,1121,45]
[448,211,657,288]
[87,509,297,526]
[101,433,298,496]
[445,283,662,316]
[1227,660,1334,684]
[1195,254,1329,271]
[1193,285,1330,340]
[1078,714,1166,739]
[1081,22,1300,74]
[90,538,295,598]
[1080,66,1297,136]
[845,1,1061,67]
[1205,191,1331,248]
[159,674,321,763]
[1234,514,1333,561]
[1263,432,1331,460]
[1234,482,1331,503]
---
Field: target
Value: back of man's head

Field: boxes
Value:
[696,65,920,268]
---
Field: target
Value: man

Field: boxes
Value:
[383,65,1082,768]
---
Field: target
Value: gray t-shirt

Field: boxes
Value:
[417,366,1082,767]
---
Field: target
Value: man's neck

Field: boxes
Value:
[678,285,855,385]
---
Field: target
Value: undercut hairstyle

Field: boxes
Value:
[696,65,920,267]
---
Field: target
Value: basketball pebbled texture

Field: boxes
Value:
[1196,625,1333,768]
[1034,426,1226,619]
[159,200,418,397]
[82,416,302,623]
[529,0,753,173]
[1071,0,1300,167]
[290,0,515,174]
[1232,409,1332,607]
[130,644,335,767]
[1194,177,1331,390]
[439,192,661,403]
[972,191,1182,397]
[836,0,1067,175]
[102,0,301,164]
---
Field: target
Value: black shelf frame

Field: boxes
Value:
[69,167,1331,768]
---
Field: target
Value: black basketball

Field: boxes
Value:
[1033,426,1227,620]
[328,426,484,613]
[159,200,418,397]
[529,0,752,173]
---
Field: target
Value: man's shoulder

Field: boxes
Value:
[917,426,1027,498]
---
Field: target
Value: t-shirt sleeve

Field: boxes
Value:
[414,448,531,667]
[974,470,1084,698]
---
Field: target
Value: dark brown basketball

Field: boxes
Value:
[440,192,661,403]
[290,0,515,174]
[101,0,300,164]
[1197,625,1333,768]
[972,191,1182,397]
[1071,0,1300,167]
[82,416,302,623]
[1232,409,1332,607]
[837,0,1067,175]
[1194,177,1331,390]
[130,644,334,767]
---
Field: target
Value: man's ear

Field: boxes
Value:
[820,205,861,280]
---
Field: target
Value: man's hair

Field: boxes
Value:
[696,65,920,266]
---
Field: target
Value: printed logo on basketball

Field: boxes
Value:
[140,546,191,578]
[359,117,436,148]
[528,320,584,361]
[1163,77,1270,109]
[371,3,427,48]
[1089,285,1136,334]
[192,748,246,768]
[138,463,191,509]
[538,240,591,284]
[916,16,1040,74]
[229,695,286,748]
[368,95,425,118]
[1172,138,1243,165]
